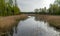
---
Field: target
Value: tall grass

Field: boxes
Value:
[35,15,60,29]
[0,14,28,35]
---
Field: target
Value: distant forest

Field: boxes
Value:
[34,0,60,15]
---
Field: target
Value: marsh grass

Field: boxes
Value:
[0,14,28,35]
[35,15,60,29]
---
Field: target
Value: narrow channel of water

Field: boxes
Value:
[12,16,60,36]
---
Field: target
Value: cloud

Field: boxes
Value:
[17,0,55,12]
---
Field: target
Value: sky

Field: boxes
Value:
[17,0,55,12]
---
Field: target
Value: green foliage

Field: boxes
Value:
[12,6,20,15]
[34,0,60,15]
[0,0,20,16]
[49,4,59,14]
[55,0,60,5]
[34,7,47,14]
[48,0,60,15]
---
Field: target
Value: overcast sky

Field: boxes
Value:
[17,0,55,12]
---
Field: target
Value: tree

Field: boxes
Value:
[34,0,60,15]
[15,0,17,6]
[41,7,47,13]
[54,0,60,6]
[34,9,39,13]
[0,0,20,16]
[48,4,60,15]
[0,0,5,16]
[9,0,13,5]
[12,6,20,15]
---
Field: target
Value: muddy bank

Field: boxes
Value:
[35,15,60,29]
[0,14,28,34]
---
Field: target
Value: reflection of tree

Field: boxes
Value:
[2,25,18,36]
[34,15,47,22]
[10,24,18,36]
[35,15,43,21]
[35,15,40,21]
[15,24,18,34]
[10,28,14,36]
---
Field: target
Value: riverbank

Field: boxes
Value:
[35,15,60,29]
[0,14,28,33]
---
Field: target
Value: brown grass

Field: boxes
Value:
[36,15,60,29]
[0,14,28,32]
[47,15,60,29]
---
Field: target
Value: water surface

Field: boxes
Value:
[12,16,60,36]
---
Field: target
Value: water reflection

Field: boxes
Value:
[13,16,59,36]
[35,15,46,21]
[0,28,14,36]
[1,16,60,36]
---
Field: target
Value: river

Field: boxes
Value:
[9,16,60,36]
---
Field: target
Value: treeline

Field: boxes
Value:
[0,0,20,16]
[34,0,60,15]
